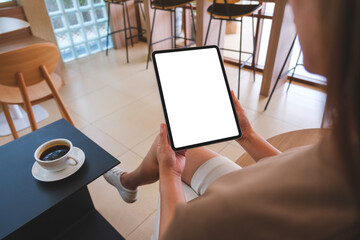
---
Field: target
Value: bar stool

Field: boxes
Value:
[204,0,261,98]
[146,0,197,69]
[105,0,146,62]
[264,35,302,111]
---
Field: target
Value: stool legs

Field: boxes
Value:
[105,1,136,63]
[146,6,196,69]
[264,35,297,111]
[287,49,302,92]
[146,9,157,69]
[217,19,223,46]
[237,17,243,98]
[124,1,134,48]
[251,14,256,83]
[106,2,111,56]
[174,8,177,48]
[121,2,129,63]
[170,10,174,48]
[204,16,213,45]
[189,4,196,35]
[138,0,145,20]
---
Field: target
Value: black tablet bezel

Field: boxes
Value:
[152,45,242,151]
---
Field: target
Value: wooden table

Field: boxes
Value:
[0,119,124,240]
[142,0,297,97]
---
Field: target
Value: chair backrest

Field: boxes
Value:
[0,42,59,87]
[210,0,239,4]
[207,0,240,4]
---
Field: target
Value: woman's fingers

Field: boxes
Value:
[159,123,170,149]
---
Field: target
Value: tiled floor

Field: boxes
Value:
[0,42,327,239]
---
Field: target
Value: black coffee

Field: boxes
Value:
[40,145,70,161]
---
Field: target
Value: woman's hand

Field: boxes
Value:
[157,123,186,177]
[231,90,255,144]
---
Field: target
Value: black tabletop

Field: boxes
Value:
[0,119,120,239]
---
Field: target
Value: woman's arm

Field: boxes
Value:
[159,170,185,236]
[237,131,281,161]
[157,123,186,237]
[231,91,281,161]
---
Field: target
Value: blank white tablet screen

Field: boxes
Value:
[155,47,240,149]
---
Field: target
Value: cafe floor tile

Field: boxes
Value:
[127,211,157,240]
[219,143,246,162]
[59,77,107,104]
[80,124,129,158]
[207,141,229,153]
[67,86,137,123]
[131,132,159,159]
[37,99,90,129]
[93,101,164,149]
[108,71,158,100]
[251,114,301,140]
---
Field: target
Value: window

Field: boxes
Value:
[45,0,112,62]
[224,2,326,84]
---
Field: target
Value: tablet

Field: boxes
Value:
[152,45,241,151]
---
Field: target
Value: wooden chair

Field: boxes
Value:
[236,128,330,167]
[0,42,74,139]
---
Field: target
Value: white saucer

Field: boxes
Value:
[32,147,85,182]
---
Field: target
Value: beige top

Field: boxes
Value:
[163,138,359,239]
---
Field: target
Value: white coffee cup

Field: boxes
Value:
[34,138,79,172]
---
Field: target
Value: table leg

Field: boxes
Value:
[5,187,124,240]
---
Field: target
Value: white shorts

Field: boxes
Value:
[152,155,242,239]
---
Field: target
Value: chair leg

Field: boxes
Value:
[251,14,256,82]
[139,0,145,20]
[40,66,75,127]
[106,2,111,56]
[17,72,37,131]
[264,35,297,111]
[170,10,174,48]
[217,19,222,46]
[189,3,196,37]
[146,8,157,69]
[122,3,129,63]
[204,16,212,45]
[287,49,302,92]
[174,8,177,48]
[124,1,134,48]
[237,17,243,99]
[2,103,18,139]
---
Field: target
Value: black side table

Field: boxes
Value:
[0,119,124,240]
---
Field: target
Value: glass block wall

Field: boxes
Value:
[45,0,112,62]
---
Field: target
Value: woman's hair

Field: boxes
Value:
[318,0,360,205]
